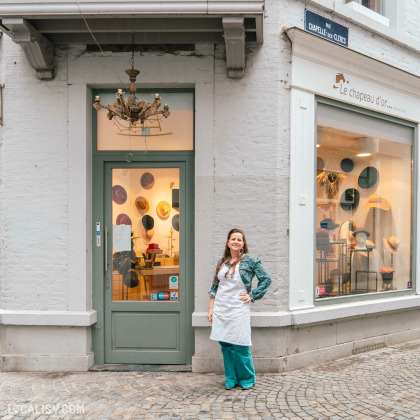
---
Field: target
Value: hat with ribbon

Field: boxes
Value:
[112,185,127,205]
[363,194,390,211]
[320,218,340,230]
[140,172,155,190]
[135,196,149,213]
[383,236,400,254]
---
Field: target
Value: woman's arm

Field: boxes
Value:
[249,258,272,302]
[207,297,215,322]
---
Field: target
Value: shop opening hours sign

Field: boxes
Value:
[305,9,349,47]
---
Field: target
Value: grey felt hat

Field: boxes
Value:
[352,227,370,238]
[320,218,340,230]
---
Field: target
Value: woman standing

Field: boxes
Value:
[208,228,272,390]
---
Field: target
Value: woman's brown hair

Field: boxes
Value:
[214,228,249,282]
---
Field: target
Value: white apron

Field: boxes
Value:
[210,263,252,346]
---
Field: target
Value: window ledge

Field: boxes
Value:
[306,0,420,55]
[193,295,420,327]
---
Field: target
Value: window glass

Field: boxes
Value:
[112,168,180,301]
[315,102,413,299]
[97,91,193,151]
[345,0,383,15]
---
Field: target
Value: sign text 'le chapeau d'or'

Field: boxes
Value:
[305,9,348,47]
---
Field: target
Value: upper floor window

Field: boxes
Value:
[345,0,383,15]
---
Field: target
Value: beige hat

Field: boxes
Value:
[365,240,375,250]
[363,194,390,211]
[383,236,400,254]
[156,201,171,219]
[135,196,149,213]
[142,228,154,241]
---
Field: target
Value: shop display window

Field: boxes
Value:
[315,102,414,299]
[112,168,180,301]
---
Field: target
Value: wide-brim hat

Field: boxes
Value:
[116,213,131,225]
[363,193,390,211]
[135,196,149,213]
[157,201,171,219]
[352,227,370,238]
[358,166,379,189]
[320,218,339,230]
[142,228,154,241]
[142,214,155,230]
[383,236,400,254]
[112,185,127,204]
[172,214,180,232]
[140,172,155,190]
[365,240,375,250]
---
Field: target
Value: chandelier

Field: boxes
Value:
[93,49,170,130]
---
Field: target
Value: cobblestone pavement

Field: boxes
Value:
[0,340,419,419]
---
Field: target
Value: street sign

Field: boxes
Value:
[305,9,348,47]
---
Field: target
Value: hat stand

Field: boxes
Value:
[372,207,376,245]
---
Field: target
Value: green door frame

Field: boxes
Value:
[91,88,195,365]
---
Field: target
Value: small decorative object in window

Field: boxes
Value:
[317,170,346,199]
[380,267,395,290]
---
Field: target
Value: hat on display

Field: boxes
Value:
[363,194,390,211]
[123,271,139,289]
[116,213,131,225]
[142,214,155,230]
[172,214,180,232]
[157,201,171,219]
[320,218,340,230]
[352,227,370,238]
[365,240,375,250]
[140,172,155,190]
[383,236,400,254]
[135,196,149,213]
[340,158,354,173]
[112,185,127,204]
[142,228,155,241]
[340,188,360,212]
[358,166,379,189]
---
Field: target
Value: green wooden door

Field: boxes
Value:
[94,158,194,364]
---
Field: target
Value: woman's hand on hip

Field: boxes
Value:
[239,292,251,303]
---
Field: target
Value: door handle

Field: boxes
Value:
[104,225,108,272]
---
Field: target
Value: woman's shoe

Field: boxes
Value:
[240,383,254,390]
[225,383,237,390]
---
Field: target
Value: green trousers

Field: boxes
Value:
[219,341,256,387]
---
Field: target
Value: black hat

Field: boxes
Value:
[340,188,360,212]
[142,215,155,230]
[358,166,379,189]
[320,218,339,230]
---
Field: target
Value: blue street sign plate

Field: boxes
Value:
[305,9,348,47]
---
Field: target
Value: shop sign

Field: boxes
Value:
[292,56,420,121]
[305,9,348,47]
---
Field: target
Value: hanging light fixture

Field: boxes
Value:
[93,35,170,131]
[354,136,377,157]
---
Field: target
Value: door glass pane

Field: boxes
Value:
[111,168,180,301]
[315,103,413,299]
[97,91,193,151]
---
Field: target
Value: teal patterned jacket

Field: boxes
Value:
[208,254,272,302]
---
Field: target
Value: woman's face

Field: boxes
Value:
[227,232,244,253]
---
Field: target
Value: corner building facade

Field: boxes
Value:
[0,0,420,371]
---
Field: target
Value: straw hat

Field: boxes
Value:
[135,196,149,213]
[157,201,171,219]
[365,240,375,250]
[142,228,155,241]
[363,194,390,211]
[383,236,400,254]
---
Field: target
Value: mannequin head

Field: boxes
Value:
[355,232,367,249]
